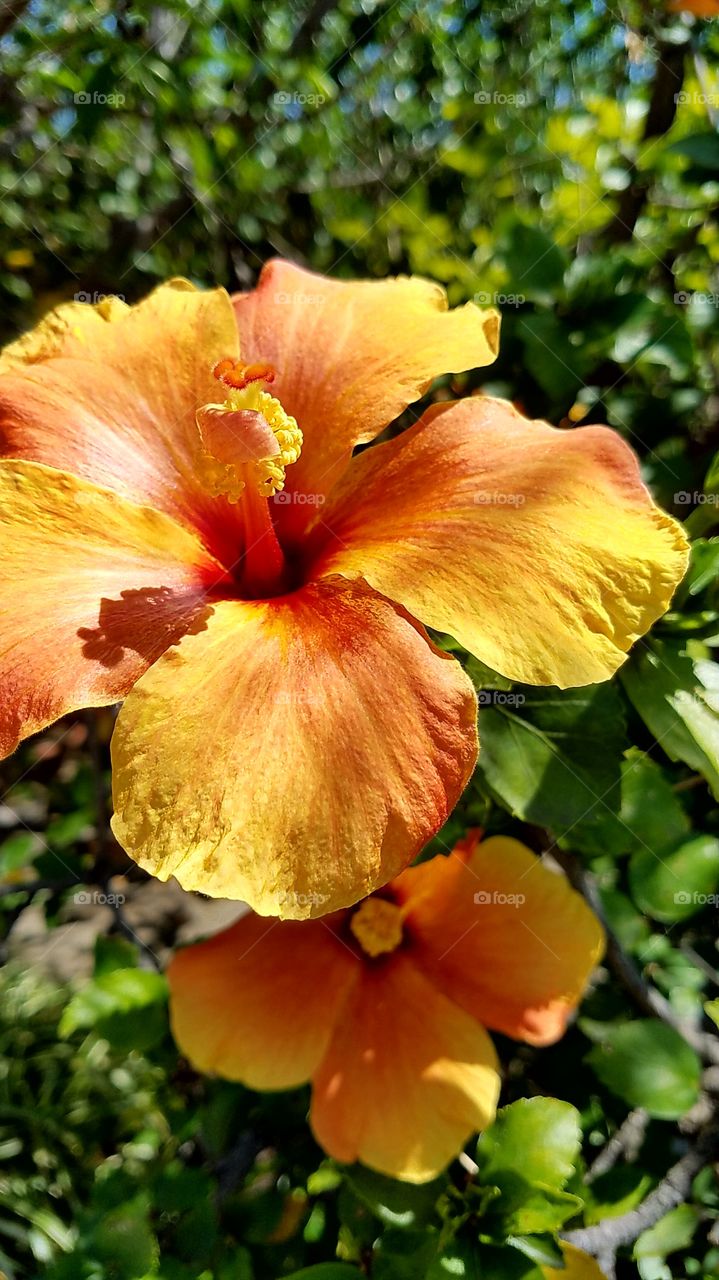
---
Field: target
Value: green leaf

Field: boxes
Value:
[343,1164,445,1227]
[584,1166,654,1224]
[283,1267,361,1280]
[705,999,719,1029]
[502,221,568,295]
[477,685,626,850]
[621,640,719,798]
[478,1098,582,1193]
[683,538,719,597]
[584,1019,701,1118]
[92,1198,159,1280]
[477,1099,583,1231]
[634,1204,700,1259]
[372,1228,438,1280]
[667,132,719,171]
[506,1233,565,1267]
[628,834,719,923]
[619,752,690,857]
[59,968,168,1052]
[93,934,139,977]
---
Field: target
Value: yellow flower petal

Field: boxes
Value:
[311,396,688,687]
[111,578,478,917]
[234,259,499,534]
[0,459,220,758]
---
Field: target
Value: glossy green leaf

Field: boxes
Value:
[585,1020,701,1118]
[629,834,719,923]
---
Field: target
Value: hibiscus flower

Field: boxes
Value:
[0,262,687,916]
[167,832,604,1182]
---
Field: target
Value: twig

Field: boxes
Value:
[586,1108,649,1183]
[563,1119,719,1258]
[554,849,719,1066]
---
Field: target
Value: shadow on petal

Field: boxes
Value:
[78,588,213,669]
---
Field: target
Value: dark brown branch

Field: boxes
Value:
[564,1120,719,1256]
[608,39,686,242]
[555,849,719,1066]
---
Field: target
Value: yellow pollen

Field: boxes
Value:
[350,898,404,958]
[196,365,302,502]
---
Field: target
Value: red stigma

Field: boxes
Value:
[212,358,275,390]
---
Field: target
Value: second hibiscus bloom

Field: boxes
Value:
[168,832,605,1182]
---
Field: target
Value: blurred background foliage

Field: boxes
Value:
[1,0,719,1278]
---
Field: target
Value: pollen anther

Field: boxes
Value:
[350,898,404,958]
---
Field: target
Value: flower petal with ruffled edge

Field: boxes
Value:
[310,952,500,1183]
[395,833,605,1046]
[0,460,223,758]
[233,260,499,536]
[0,282,246,565]
[110,578,478,917]
[168,912,358,1089]
[309,396,689,687]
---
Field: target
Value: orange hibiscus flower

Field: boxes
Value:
[168,832,604,1183]
[0,263,687,917]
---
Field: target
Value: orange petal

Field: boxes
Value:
[168,912,358,1089]
[111,578,478,917]
[0,460,221,758]
[233,260,499,534]
[0,281,246,565]
[310,952,500,1183]
[395,834,604,1046]
[310,397,688,687]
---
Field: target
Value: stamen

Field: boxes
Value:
[196,360,302,501]
[350,898,404,958]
